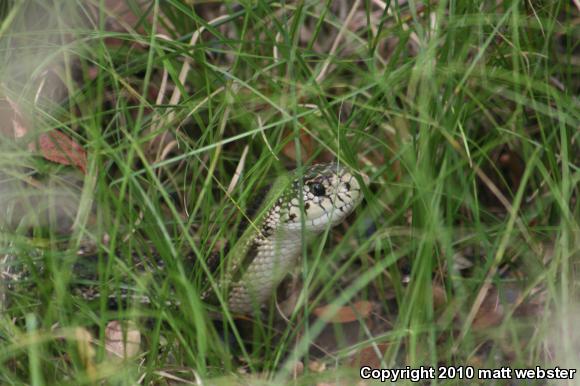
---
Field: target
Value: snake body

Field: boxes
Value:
[218,162,364,313]
[1,163,364,314]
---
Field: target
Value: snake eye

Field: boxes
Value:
[309,182,326,196]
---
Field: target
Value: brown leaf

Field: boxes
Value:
[314,301,374,323]
[472,286,504,330]
[282,129,315,163]
[0,97,29,139]
[291,360,304,377]
[432,283,447,308]
[30,130,87,174]
[105,320,141,360]
[308,360,326,373]
[347,343,390,369]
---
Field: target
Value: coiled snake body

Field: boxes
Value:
[2,163,364,314]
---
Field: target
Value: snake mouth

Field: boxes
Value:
[290,205,355,232]
[310,203,355,228]
[281,190,362,232]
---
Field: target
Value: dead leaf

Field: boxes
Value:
[314,301,374,323]
[472,286,504,330]
[0,96,29,139]
[292,360,304,377]
[105,320,141,360]
[432,283,447,308]
[308,360,326,373]
[30,130,87,174]
[282,129,315,163]
[347,343,390,369]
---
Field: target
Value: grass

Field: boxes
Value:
[0,0,578,384]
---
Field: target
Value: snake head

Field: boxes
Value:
[280,163,366,232]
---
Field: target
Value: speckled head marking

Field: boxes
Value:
[278,163,364,232]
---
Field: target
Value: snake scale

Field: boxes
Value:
[1,163,365,314]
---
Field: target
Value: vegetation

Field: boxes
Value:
[0,0,578,384]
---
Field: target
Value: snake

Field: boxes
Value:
[1,162,365,314]
[212,162,365,313]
